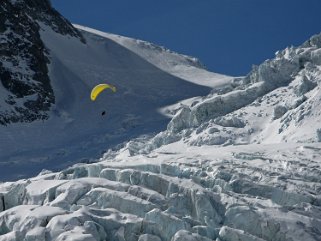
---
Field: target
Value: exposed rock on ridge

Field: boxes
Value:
[0,0,84,125]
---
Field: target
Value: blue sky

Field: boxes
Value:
[51,0,321,76]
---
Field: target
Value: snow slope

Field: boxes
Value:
[0,24,232,181]
[75,25,232,89]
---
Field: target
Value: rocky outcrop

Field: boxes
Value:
[0,0,84,125]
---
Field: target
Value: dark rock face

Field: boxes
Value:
[0,0,84,125]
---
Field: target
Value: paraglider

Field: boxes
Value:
[90,83,116,116]
[90,83,116,101]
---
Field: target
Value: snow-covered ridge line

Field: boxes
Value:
[74,24,234,88]
[73,24,205,69]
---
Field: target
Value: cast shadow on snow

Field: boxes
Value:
[0,34,212,181]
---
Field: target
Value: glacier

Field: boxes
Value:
[1,142,321,241]
[1,0,321,240]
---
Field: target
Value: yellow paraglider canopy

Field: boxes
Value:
[90,84,116,101]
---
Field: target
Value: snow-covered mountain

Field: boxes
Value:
[1,0,321,241]
[0,0,231,180]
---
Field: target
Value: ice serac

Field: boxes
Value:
[1,142,321,241]
[123,32,321,154]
